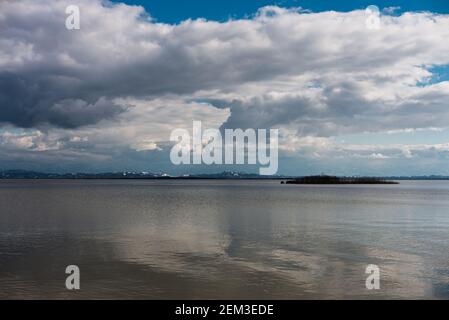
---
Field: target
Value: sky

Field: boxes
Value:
[117,0,449,22]
[1,0,449,176]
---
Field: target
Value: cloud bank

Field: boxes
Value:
[1,0,449,174]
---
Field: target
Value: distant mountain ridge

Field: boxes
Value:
[0,170,283,179]
[0,170,449,180]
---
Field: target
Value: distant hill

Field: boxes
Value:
[282,175,398,184]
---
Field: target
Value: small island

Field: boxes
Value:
[281,175,399,185]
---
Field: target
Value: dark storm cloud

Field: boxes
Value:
[0,72,126,128]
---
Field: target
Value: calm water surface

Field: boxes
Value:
[0,179,448,299]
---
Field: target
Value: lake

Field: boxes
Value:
[0,179,448,299]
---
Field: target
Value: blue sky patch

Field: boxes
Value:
[114,0,449,23]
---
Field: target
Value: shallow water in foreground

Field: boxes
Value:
[0,179,448,299]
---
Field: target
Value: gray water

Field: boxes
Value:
[0,179,448,299]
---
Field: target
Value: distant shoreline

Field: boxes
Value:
[0,170,448,180]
